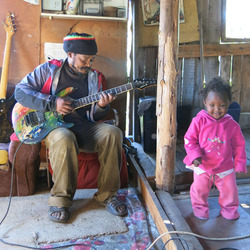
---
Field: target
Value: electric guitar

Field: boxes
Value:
[0,12,16,143]
[12,79,156,144]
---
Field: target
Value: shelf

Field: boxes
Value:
[41,13,127,22]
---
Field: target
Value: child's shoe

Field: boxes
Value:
[219,213,239,220]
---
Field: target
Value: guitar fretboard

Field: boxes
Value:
[74,82,133,109]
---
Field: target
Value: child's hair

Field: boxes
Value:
[201,77,232,102]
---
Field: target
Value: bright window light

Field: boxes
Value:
[226,0,250,39]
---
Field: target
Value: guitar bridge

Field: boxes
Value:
[24,111,45,127]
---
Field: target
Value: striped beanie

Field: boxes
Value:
[63,32,97,55]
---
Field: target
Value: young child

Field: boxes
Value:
[183,77,247,220]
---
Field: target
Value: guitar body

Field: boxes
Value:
[12,104,73,144]
[12,87,75,144]
[0,96,16,143]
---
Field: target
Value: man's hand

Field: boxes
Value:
[192,157,202,167]
[97,92,116,108]
[56,97,74,115]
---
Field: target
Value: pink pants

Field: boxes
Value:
[190,171,239,220]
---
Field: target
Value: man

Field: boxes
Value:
[14,32,128,223]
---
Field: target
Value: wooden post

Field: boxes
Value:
[155,0,179,193]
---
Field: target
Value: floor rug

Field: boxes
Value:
[0,189,128,248]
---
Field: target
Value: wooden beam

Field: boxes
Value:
[179,43,250,58]
[156,190,203,249]
[128,154,184,250]
[155,0,179,192]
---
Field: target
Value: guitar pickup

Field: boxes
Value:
[24,111,45,127]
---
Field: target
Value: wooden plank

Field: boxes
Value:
[240,55,250,112]
[203,0,221,44]
[0,0,40,84]
[192,58,202,108]
[131,142,156,178]
[220,55,231,82]
[177,59,183,106]
[200,0,208,42]
[156,190,204,250]
[179,0,199,44]
[155,0,178,193]
[231,55,243,103]
[128,154,184,250]
[181,57,202,108]
[182,58,196,106]
[179,44,250,58]
[138,0,199,47]
[204,57,219,83]
[137,47,158,79]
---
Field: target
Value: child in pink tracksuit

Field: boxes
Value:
[184,77,247,220]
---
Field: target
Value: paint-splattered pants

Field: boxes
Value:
[190,171,239,220]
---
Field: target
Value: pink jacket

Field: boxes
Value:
[183,110,247,174]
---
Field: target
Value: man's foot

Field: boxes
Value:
[104,195,128,217]
[49,206,69,223]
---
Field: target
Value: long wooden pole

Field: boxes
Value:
[155,0,179,193]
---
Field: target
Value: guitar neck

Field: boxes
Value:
[74,82,134,109]
[0,33,13,99]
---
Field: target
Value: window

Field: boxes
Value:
[222,0,250,42]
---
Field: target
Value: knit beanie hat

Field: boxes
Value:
[63,32,98,55]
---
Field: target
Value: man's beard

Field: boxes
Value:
[71,64,90,76]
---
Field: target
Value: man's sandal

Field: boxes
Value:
[104,195,128,217]
[49,206,69,223]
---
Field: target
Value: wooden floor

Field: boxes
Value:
[130,128,250,249]
[173,183,250,250]
[132,128,250,249]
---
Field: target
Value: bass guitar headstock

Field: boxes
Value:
[2,12,16,37]
[132,78,157,90]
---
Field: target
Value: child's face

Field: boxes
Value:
[203,91,229,120]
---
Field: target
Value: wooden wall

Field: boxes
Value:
[0,0,40,85]
[138,0,199,47]
[40,17,128,130]
[0,0,128,131]
[133,0,250,144]
[179,0,250,113]
[136,0,250,117]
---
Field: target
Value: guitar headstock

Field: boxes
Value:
[132,78,157,90]
[2,12,16,37]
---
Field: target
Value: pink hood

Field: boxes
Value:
[183,110,247,174]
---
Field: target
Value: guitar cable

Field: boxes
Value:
[0,140,24,226]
